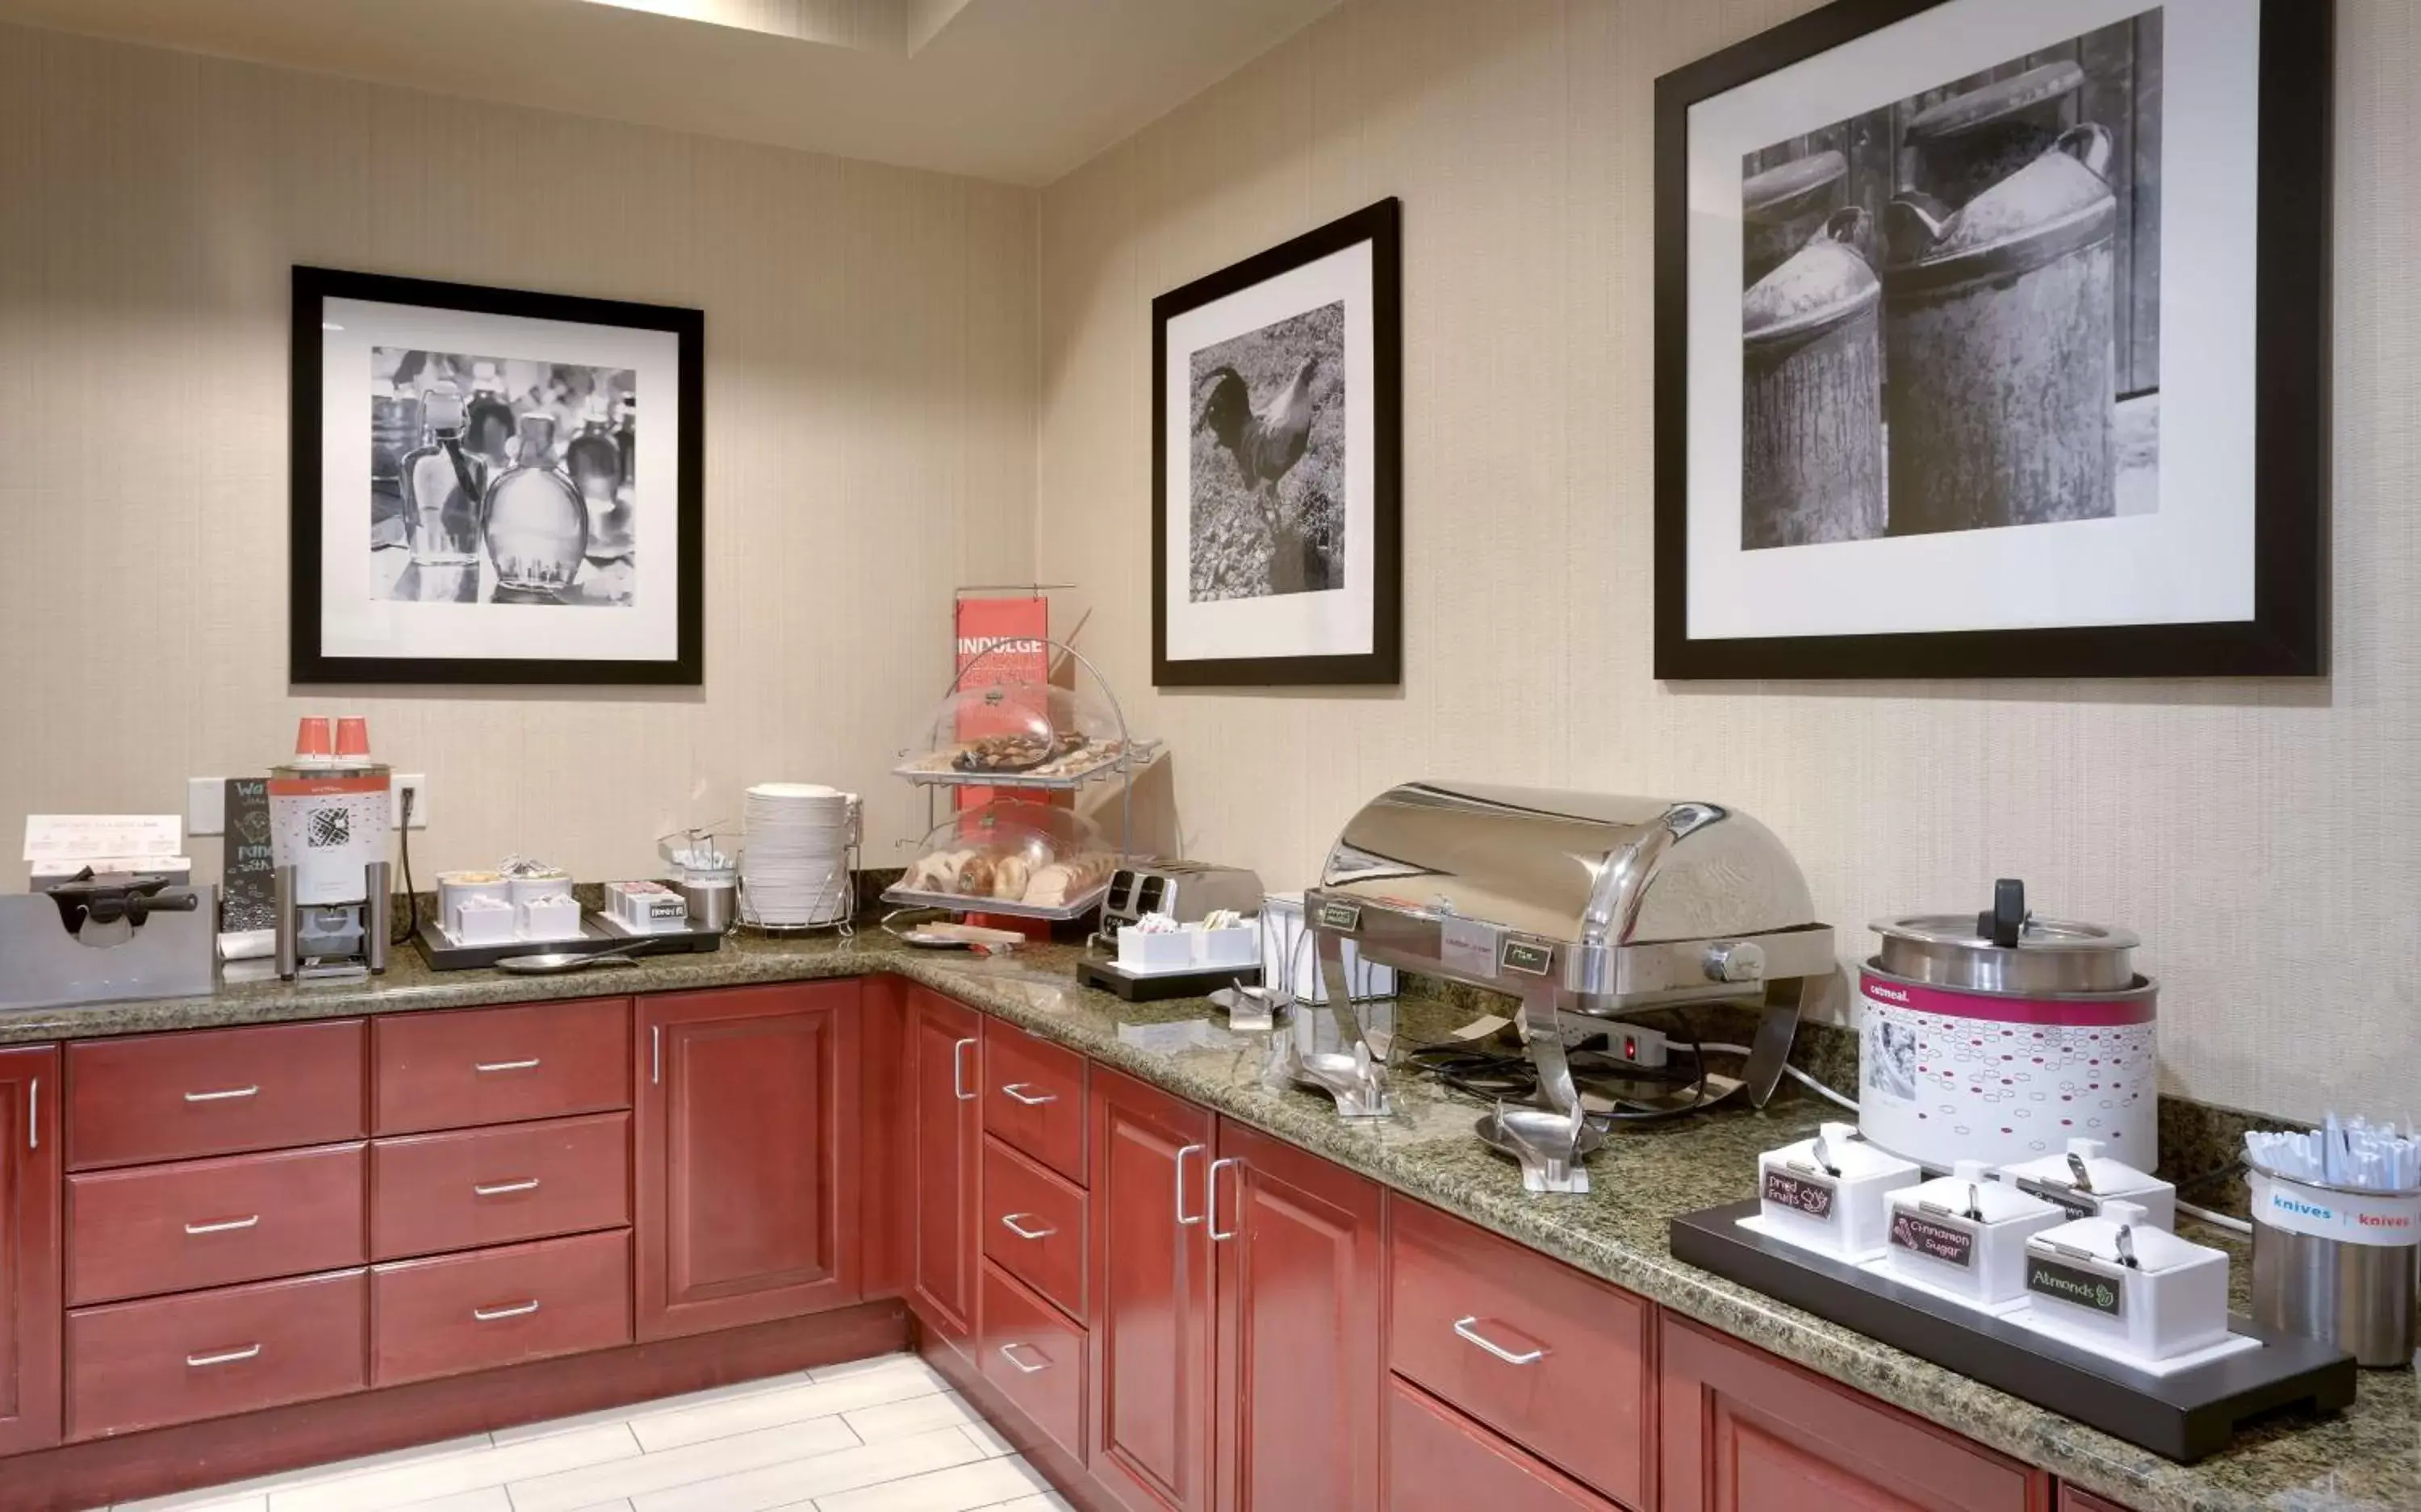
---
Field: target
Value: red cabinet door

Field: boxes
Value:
[0,1046,61,1456]
[2060,1491,2134,1512]
[635,983,861,1339]
[1212,1117,1381,1512]
[1660,1316,2053,1512]
[1088,1067,1215,1512]
[907,987,981,1351]
[1386,1378,1624,1512]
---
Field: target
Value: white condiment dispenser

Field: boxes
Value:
[2020,1199,2231,1362]
[1883,1159,2064,1306]
[2000,1137,2176,1230]
[1755,1121,1922,1260]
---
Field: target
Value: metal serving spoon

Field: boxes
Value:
[493,942,652,975]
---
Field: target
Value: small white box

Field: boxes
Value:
[1883,1161,2065,1308]
[2000,1138,2176,1230]
[1193,924,1260,971]
[1119,927,1194,971]
[450,895,518,946]
[517,896,582,942]
[1756,1121,1923,1261]
[2021,1201,2232,1362]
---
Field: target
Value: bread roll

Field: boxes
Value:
[957,855,996,896]
[992,855,1032,900]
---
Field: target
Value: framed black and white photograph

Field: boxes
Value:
[291,266,704,684]
[1152,198,1400,687]
[1654,0,2329,679]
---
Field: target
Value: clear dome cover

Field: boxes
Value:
[897,680,1131,784]
[892,800,1119,916]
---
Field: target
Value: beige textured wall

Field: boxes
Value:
[0,23,1036,883]
[1037,0,2419,1122]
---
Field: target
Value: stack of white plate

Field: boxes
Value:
[740,783,859,928]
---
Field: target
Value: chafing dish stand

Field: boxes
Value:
[1294,783,1835,1194]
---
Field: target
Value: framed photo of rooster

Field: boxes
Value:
[1152,198,1402,687]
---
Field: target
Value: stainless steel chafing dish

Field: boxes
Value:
[1282,783,1834,1193]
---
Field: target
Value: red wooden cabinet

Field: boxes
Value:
[1088,1067,1215,1512]
[1386,1378,1624,1512]
[907,988,982,1351]
[634,982,861,1340]
[1660,1315,2054,1512]
[2060,1489,2135,1512]
[0,1046,61,1456]
[1211,1117,1381,1512]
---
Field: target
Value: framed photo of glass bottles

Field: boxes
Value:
[290,266,705,685]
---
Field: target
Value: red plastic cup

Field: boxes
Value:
[295,716,333,759]
[334,716,371,759]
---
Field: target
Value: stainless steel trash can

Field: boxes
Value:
[2248,1163,2419,1368]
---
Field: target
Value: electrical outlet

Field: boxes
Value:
[186,777,227,837]
[392,774,429,829]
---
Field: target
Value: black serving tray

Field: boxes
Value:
[1669,1201,2355,1463]
[413,912,725,971]
[1077,956,1260,1003]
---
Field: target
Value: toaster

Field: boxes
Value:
[1099,861,1264,934]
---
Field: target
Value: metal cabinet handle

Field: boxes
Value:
[474,1178,541,1197]
[474,1300,541,1322]
[184,1085,260,1104]
[183,1214,261,1236]
[475,1058,541,1074]
[1000,1212,1056,1242]
[25,1077,33,1151]
[1453,1316,1546,1366]
[997,1342,1049,1375]
[186,1344,262,1368]
[1000,1082,1057,1106]
[952,1038,977,1102]
[651,1025,662,1086]
[1207,1157,1241,1242]
[1174,1142,1206,1226]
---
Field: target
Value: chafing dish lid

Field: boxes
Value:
[1314,782,1817,947]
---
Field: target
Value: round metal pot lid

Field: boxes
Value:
[1871,879,2138,995]
[1905,61,2086,143]
[1745,149,1846,220]
[1744,207,1879,342]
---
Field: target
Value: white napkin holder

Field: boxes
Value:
[2001,1138,2176,1230]
[1755,1121,1921,1260]
[1883,1160,2064,1307]
[2019,1200,2231,1362]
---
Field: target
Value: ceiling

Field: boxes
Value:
[0,0,1336,185]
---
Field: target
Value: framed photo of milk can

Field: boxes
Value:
[289,267,705,686]
[1653,0,2330,679]
[1151,199,1403,687]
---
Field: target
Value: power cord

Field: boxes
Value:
[1697,1041,1860,1113]
[391,786,419,945]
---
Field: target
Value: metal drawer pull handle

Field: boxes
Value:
[475,1058,541,1073]
[997,1342,1049,1375]
[1174,1142,1206,1226]
[1453,1317,1545,1366]
[1000,1083,1056,1107]
[26,1077,35,1151]
[184,1085,259,1103]
[474,1300,541,1322]
[474,1178,541,1197]
[1207,1157,1240,1242]
[183,1214,261,1236]
[1000,1213,1056,1241]
[952,1037,976,1102]
[186,1344,262,1368]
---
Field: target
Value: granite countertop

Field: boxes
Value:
[1,933,2409,1512]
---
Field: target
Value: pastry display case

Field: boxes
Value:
[885,801,1119,921]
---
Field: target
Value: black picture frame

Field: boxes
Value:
[1653,0,2331,680]
[289,265,706,686]
[1152,198,1403,687]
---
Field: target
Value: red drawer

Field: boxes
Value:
[67,1020,366,1170]
[370,1113,629,1261]
[982,1022,1086,1184]
[2063,1493,2134,1512]
[66,1268,368,1439]
[68,1142,366,1305]
[981,1135,1088,1322]
[1388,1200,1651,1510]
[371,1229,632,1386]
[373,999,630,1134]
[979,1259,1085,1460]
[1386,1377,1623,1512]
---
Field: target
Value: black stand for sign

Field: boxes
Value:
[1669,1201,2357,1464]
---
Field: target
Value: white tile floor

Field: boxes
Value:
[97,1353,1068,1512]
